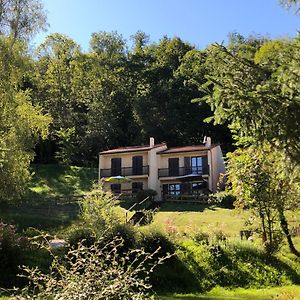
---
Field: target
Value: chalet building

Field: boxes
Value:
[99,137,226,202]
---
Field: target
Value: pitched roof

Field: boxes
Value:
[157,144,218,155]
[99,143,166,155]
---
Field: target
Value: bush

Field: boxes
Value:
[135,189,157,204]
[212,230,227,244]
[104,223,137,252]
[138,230,175,257]
[193,231,210,245]
[0,222,30,287]
[67,226,96,247]
[18,238,168,299]
[80,187,120,234]
[23,227,45,238]
[211,191,236,209]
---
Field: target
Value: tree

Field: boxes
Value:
[0,0,50,201]
[227,145,300,256]
[0,0,47,42]
[191,34,300,256]
[34,33,85,164]
[0,37,51,202]
[130,36,231,147]
[279,0,300,13]
[196,36,300,163]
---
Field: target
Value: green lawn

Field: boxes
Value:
[144,202,300,242]
[29,164,98,197]
[0,164,97,231]
[159,285,300,299]
[148,202,250,238]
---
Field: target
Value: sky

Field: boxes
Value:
[32,0,300,51]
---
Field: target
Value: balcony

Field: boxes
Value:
[100,165,149,178]
[158,166,209,178]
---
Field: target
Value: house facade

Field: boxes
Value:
[99,137,226,201]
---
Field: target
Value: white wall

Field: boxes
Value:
[211,146,226,192]
[148,144,167,200]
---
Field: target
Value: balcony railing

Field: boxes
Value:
[158,166,209,178]
[100,165,149,178]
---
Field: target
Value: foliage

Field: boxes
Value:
[67,226,96,247]
[139,230,175,258]
[196,36,300,163]
[210,191,236,209]
[0,222,30,287]
[280,0,300,13]
[192,231,210,245]
[32,32,232,164]
[0,37,51,203]
[17,238,168,300]
[0,0,47,41]
[135,189,158,203]
[227,145,300,256]
[80,186,120,234]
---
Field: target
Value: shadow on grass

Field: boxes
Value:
[158,202,219,213]
[0,202,80,231]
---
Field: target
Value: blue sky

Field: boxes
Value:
[33,0,300,51]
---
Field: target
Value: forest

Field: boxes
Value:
[0,0,300,299]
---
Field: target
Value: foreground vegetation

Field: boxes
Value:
[0,165,300,299]
[160,285,300,299]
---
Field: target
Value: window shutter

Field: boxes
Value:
[184,157,191,175]
[169,158,179,176]
[111,158,121,176]
[132,156,143,175]
[202,156,209,175]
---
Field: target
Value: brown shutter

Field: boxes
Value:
[202,156,209,175]
[184,157,191,175]
[169,158,179,176]
[132,156,143,175]
[111,158,121,176]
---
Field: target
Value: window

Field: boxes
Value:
[168,183,181,196]
[132,182,143,193]
[111,184,121,194]
[191,156,202,174]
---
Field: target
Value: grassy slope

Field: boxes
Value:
[149,203,250,238]
[29,164,98,197]
[0,164,98,231]
[146,202,300,241]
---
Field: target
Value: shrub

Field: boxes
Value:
[104,223,137,252]
[0,222,30,287]
[18,238,168,299]
[80,187,120,234]
[211,191,236,209]
[67,226,96,247]
[22,227,44,238]
[193,231,210,245]
[138,230,175,257]
[135,189,157,204]
[212,229,227,243]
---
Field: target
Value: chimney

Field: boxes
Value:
[149,137,155,147]
[205,137,211,148]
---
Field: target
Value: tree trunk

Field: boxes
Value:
[279,210,300,257]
